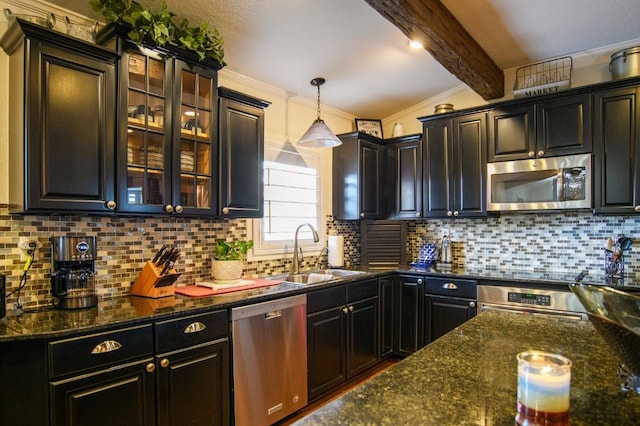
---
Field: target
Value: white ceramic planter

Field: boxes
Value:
[211,259,243,283]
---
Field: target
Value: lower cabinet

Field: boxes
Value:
[424,277,478,344]
[154,311,230,426]
[48,310,230,426]
[307,279,379,400]
[379,277,395,359]
[394,275,425,356]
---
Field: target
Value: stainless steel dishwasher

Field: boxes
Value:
[231,294,307,426]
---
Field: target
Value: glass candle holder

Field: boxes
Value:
[516,351,572,426]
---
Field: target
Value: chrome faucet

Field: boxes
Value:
[292,223,319,274]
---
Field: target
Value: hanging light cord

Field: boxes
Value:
[316,84,321,121]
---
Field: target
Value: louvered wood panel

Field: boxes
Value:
[361,221,407,269]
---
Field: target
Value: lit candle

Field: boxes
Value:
[516,351,572,426]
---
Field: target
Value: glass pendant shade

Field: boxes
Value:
[297,119,342,148]
[297,77,342,148]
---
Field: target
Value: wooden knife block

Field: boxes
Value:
[131,261,180,298]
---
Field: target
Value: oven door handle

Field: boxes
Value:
[480,302,587,321]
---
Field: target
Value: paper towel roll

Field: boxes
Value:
[328,235,344,267]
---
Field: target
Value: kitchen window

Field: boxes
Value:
[249,140,329,260]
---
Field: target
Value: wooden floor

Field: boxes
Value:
[275,358,399,425]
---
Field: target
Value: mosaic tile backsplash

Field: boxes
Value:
[0,208,637,311]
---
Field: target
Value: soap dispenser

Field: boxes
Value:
[441,235,452,264]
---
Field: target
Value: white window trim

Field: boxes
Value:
[247,138,332,262]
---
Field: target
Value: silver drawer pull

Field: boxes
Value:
[91,340,122,354]
[443,282,458,290]
[184,321,207,334]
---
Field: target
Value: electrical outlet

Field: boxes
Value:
[18,237,42,261]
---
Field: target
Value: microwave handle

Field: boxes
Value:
[557,168,564,202]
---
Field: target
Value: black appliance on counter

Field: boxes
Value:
[50,236,97,309]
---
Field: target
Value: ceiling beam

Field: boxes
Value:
[364,0,504,100]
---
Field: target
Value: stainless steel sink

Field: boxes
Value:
[309,269,366,277]
[269,269,366,285]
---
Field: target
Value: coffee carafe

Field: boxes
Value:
[51,236,97,309]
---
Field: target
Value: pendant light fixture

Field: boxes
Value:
[297,77,342,148]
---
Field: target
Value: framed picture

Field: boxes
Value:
[355,118,383,138]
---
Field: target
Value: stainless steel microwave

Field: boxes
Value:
[487,154,592,211]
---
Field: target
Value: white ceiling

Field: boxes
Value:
[47,0,640,118]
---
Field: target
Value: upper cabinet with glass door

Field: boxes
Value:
[97,25,220,216]
[173,62,218,216]
[121,49,171,214]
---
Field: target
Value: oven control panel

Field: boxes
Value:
[507,291,551,306]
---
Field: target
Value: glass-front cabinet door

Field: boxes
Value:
[172,62,218,215]
[118,48,172,214]
[116,45,218,215]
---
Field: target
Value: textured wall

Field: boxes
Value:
[2,209,637,311]
[0,210,362,310]
[406,211,640,278]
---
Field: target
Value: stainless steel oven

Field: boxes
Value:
[478,285,588,321]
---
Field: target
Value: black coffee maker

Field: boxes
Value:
[51,236,97,309]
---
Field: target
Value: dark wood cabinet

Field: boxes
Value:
[424,277,478,344]
[488,94,591,162]
[379,276,395,359]
[394,275,424,356]
[48,324,156,426]
[50,359,156,426]
[306,279,379,400]
[97,24,222,216]
[1,19,117,213]
[594,86,640,214]
[421,113,487,218]
[218,88,270,218]
[155,340,230,426]
[389,134,423,219]
[0,340,48,426]
[333,132,386,219]
[48,310,231,426]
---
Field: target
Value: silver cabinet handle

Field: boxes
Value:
[106,200,116,210]
[184,321,206,334]
[91,340,122,354]
[537,150,545,157]
[447,211,453,217]
[415,211,421,217]
[453,211,459,217]
[348,305,354,312]
[417,278,423,284]
[469,301,476,308]
[360,212,365,218]
[528,151,535,158]
[164,204,174,213]
[443,282,458,290]
[146,363,155,373]
[342,307,349,314]
[222,207,230,214]
[174,205,183,213]
[160,358,170,368]
[635,205,640,213]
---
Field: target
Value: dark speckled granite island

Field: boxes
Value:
[294,311,640,426]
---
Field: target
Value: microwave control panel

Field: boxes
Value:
[507,291,551,306]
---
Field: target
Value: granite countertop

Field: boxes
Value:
[294,311,640,426]
[1,265,636,342]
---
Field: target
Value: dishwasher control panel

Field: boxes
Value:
[508,291,551,306]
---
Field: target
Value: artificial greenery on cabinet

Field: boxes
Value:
[90,0,225,65]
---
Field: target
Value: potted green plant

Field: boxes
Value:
[90,0,225,65]
[211,239,253,282]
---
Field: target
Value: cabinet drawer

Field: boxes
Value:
[155,310,229,353]
[49,324,153,378]
[307,286,346,314]
[347,278,378,302]
[425,277,477,299]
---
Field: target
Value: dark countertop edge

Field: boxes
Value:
[1,266,635,342]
